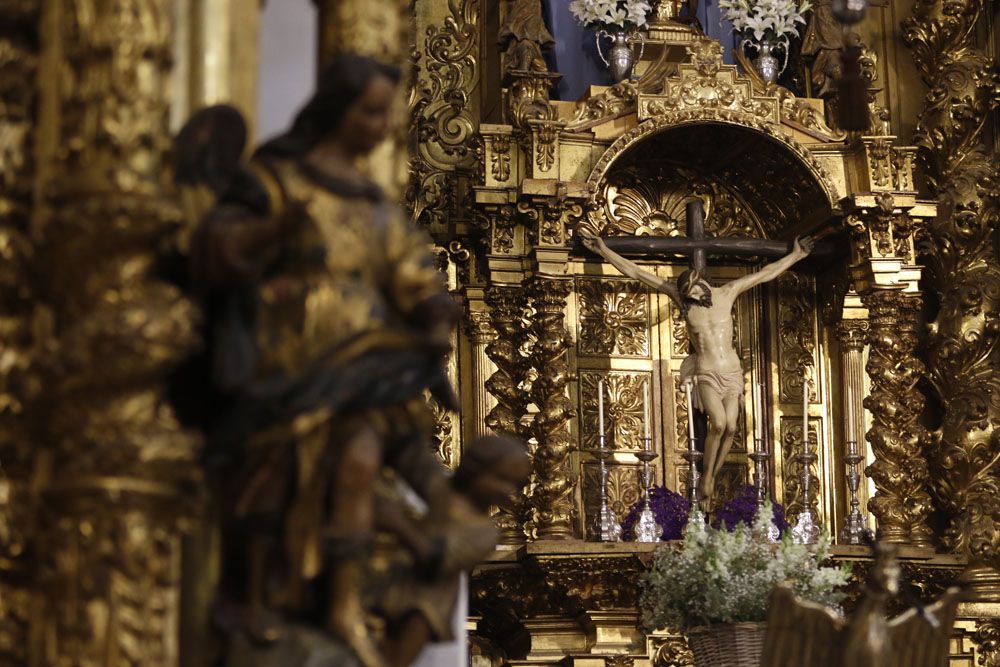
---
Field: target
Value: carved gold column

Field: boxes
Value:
[34,1,200,664]
[835,319,869,449]
[835,317,871,532]
[848,195,932,547]
[904,0,1000,595]
[0,1,40,662]
[466,307,497,440]
[485,284,530,543]
[527,276,577,540]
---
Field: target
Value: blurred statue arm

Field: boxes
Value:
[190,162,302,290]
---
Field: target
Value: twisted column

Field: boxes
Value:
[34,2,201,664]
[861,291,933,547]
[485,285,531,542]
[527,276,577,540]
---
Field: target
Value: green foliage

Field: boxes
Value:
[640,503,851,630]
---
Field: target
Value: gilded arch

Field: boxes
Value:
[584,108,842,240]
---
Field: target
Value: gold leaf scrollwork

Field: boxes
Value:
[776,273,817,403]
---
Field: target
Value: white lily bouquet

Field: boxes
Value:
[640,504,850,630]
[569,0,653,29]
[718,0,812,47]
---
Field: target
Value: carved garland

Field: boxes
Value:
[904,0,1000,567]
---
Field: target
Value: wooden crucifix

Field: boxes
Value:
[579,200,815,509]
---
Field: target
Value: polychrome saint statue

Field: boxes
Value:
[175,54,458,667]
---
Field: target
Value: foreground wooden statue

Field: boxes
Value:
[762,543,962,667]
[175,54,462,667]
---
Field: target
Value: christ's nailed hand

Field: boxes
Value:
[578,228,605,254]
[794,236,815,256]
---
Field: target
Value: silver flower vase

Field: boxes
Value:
[596,29,646,82]
[742,39,788,85]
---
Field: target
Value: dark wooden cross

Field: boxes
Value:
[595,201,826,269]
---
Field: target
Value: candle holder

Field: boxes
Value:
[593,434,622,542]
[840,439,868,545]
[791,437,821,545]
[634,437,661,542]
[682,380,702,506]
[750,437,769,508]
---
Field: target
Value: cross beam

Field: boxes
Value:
[591,201,830,265]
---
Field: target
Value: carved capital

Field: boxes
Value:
[465,310,495,345]
[835,319,870,352]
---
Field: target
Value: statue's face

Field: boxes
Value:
[336,74,397,156]
[686,280,713,309]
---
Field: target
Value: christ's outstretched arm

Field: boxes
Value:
[579,229,683,306]
[722,236,814,297]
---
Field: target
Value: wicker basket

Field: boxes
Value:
[686,622,766,667]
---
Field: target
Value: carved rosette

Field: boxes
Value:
[904,0,1000,582]
[35,1,200,664]
[485,286,530,542]
[861,290,933,546]
[0,1,40,662]
[527,277,577,539]
[577,279,650,357]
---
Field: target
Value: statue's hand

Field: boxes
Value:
[793,235,815,256]
[578,228,606,254]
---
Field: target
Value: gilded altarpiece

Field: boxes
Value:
[3,0,1000,664]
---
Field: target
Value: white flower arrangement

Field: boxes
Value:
[640,503,851,630]
[718,0,812,46]
[569,0,652,30]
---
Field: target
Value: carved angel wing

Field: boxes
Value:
[888,587,962,667]
[761,585,846,667]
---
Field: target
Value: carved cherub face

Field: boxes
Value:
[335,73,397,157]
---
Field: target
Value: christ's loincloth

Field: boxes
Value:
[680,355,744,410]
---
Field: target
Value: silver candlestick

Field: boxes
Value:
[681,380,702,506]
[840,439,868,544]
[751,437,780,542]
[634,437,661,542]
[750,437,769,508]
[791,437,821,542]
[594,434,622,542]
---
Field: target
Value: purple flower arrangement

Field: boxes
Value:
[621,486,691,541]
[713,485,791,533]
[621,484,790,540]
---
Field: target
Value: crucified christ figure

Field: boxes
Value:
[580,229,814,508]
